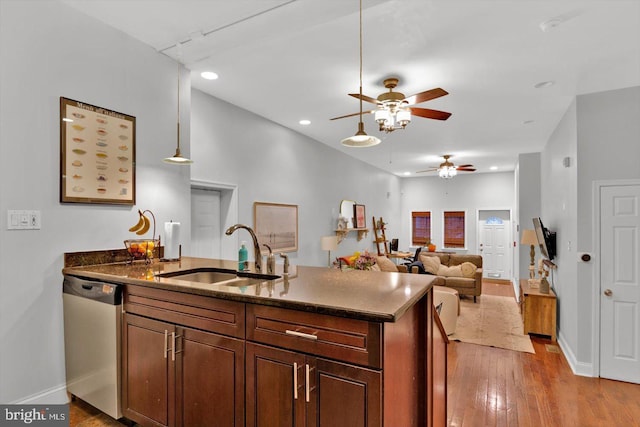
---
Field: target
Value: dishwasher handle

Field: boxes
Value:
[63,276,122,305]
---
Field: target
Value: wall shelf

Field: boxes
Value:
[335,228,369,243]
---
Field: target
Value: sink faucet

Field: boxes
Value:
[225,224,262,273]
[279,253,289,275]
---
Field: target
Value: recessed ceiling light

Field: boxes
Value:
[299,119,311,125]
[490,166,498,171]
[403,172,411,176]
[534,80,555,89]
[201,71,219,80]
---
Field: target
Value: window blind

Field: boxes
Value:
[411,211,431,246]
[444,211,465,248]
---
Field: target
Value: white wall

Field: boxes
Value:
[190,86,403,266]
[0,1,191,403]
[400,172,515,254]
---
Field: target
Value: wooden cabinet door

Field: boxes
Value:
[175,326,245,427]
[308,357,381,427]
[122,313,174,427]
[246,343,306,427]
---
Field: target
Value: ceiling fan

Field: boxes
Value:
[416,155,476,178]
[330,77,452,133]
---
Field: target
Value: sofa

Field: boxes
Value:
[407,251,483,302]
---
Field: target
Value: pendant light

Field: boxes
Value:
[164,62,193,164]
[341,0,381,148]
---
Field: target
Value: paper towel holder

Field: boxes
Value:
[161,220,182,262]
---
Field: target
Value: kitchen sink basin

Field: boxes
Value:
[157,268,279,286]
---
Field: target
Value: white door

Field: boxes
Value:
[599,184,640,383]
[478,212,511,280]
[190,188,221,258]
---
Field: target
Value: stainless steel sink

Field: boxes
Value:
[157,268,279,286]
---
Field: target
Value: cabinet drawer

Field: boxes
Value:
[247,304,382,368]
[124,285,245,338]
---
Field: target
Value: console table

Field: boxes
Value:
[519,279,557,341]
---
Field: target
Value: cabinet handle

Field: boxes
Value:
[305,364,310,403]
[171,332,183,361]
[285,330,318,341]
[164,330,168,359]
[293,362,298,400]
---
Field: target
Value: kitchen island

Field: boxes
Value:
[63,254,447,427]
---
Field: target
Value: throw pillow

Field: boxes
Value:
[376,256,398,272]
[437,264,464,277]
[460,262,477,278]
[419,255,441,275]
[370,263,381,272]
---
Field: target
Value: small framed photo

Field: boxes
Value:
[353,204,366,228]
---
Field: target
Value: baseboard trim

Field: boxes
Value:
[11,383,69,405]
[557,331,595,377]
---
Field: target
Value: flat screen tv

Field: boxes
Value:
[533,217,556,261]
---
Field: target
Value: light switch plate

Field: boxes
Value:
[7,210,41,230]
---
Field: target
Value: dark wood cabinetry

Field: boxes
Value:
[246,342,381,427]
[122,287,245,427]
[120,280,444,426]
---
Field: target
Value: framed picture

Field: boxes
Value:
[354,204,366,228]
[254,202,298,254]
[60,97,136,205]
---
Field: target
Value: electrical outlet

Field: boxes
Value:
[7,210,41,230]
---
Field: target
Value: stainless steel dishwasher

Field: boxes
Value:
[62,275,122,419]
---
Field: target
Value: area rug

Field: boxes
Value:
[449,295,535,353]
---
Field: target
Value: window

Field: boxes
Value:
[411,211,431,246]
[444,211,465,248]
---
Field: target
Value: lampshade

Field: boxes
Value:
[520,229,538,246]
[321,236,338,251]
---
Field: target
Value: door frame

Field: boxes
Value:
[476,208,515,285]
[190,179,238,261]
[591,178,640,378]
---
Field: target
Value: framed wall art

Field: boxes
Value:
[60,97,136,205]
[354,204,366,228]
[254,202,298,254]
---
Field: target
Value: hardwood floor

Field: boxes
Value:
[447,280,640,427]
[68,279,640,426]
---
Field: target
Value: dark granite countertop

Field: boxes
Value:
[62,256,435,322]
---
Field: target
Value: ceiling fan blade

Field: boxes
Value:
[405,88,448,105]
[415,168,438,174]
[409,107,452,121]
[329,110,375,120]
[457,168,476,172]
[348,93,380,104]
[457,164,473,168]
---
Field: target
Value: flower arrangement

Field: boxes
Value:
[352,250,377,270]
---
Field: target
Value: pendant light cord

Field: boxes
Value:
[358,0,363,123]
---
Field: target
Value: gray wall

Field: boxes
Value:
[541,86,640,374]
[400,172,515,257]
[0,1,191,403]
[516,153,541,287]
[190,89,403,266]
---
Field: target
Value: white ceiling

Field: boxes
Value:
[60,0,640,176]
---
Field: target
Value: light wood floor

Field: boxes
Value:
[69,280,640,426]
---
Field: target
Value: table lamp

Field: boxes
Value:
[521,229,539,280]
[321,236,338,267]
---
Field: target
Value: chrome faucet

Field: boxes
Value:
[279,253,289,275]
[225,224,262,273]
